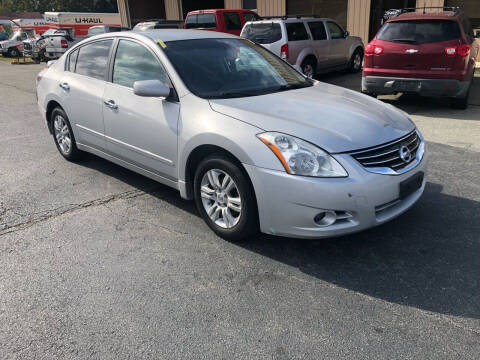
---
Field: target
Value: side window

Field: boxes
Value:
[308,22,327,40]
[244,13,260,22]
[224,12,242,30]
[327,21,344,39]
[67,48,79,72]
[286,22,309,41]
[113,39,168,88]
[75,40,113,80]
[21,33,27,40]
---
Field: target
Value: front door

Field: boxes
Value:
[102,39,180,179]
[326,21,348,66]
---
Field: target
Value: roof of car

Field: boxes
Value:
[186,9,256,15]
[388,11,461,22]
[135,29,237,41]
[246,17,334,23]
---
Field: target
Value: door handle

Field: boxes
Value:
[104,99,118,110]
[59,82,69,91]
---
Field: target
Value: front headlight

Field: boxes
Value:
[257,132,348,177]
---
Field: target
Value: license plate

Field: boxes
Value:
[396,81,421,92]
[400,172,424,199]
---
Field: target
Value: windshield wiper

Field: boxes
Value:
[272,83,313,92]
[390,38,418,44]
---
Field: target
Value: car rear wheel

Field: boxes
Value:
[8,47,20,58]
[348,48,363,73]
[451,83,471,110]
[51,107,82,161]
[301,57,317,79]
[194,154,258,242]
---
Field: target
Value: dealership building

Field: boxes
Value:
[116,0,479,44]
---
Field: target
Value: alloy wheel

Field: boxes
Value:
[53,115,72,155]
[200,169,242,229]
[353,53,362,70]
[303,64,314,78]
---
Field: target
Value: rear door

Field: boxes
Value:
[307,21,330,68]
[60,39,113,150]
[102,39,179,178]
[373,20,461,78]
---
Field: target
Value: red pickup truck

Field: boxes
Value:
[184,9,260,36]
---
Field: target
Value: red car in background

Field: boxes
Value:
[362,7,478,109]
[184,9,260,36]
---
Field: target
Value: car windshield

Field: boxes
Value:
[9,31,20,40]
[377,20,461,44]
[42,29,56,36]
[162,38,312,99]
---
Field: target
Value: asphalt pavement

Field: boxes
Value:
[1,61,479,359]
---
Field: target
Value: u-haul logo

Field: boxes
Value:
[75,18,103,24]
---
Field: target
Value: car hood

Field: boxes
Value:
[209,82,415,153]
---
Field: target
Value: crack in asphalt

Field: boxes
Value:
[0,80,36,95]
[0,190,146,237]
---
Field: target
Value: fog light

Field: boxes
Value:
[314,211,337,227]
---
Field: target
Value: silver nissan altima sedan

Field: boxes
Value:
[36,29,427,241]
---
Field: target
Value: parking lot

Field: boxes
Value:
[1,60,479,359]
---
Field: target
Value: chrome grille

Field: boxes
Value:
[350,130,420,172]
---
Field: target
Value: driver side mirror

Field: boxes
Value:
[344,31,350,38]
[133,79,171,98]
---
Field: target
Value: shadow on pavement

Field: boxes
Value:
[76,140,480,320]
[319,70,480,120]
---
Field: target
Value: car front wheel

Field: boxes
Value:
[194,154,258,241]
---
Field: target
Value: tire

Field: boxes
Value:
[451,83,471,110]
[7,47,20,58]
[51,107,82,161]
[362,91,377,98]
[301,57,317,79]
[193,154,259,242]
[348,48,363,73]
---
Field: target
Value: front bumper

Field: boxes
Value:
[362,76,470,98]
[244,149,428,239]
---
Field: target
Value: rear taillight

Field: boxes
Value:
[61,39,68,49]
[365,44,383,55]
[280,43,289,60]
[457,44,470,57]
[445,44,470,57]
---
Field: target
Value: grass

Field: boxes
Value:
[0,55,35,64]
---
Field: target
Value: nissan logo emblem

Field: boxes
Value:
[399,145,412,163]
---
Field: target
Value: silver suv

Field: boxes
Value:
[241,16,364,77]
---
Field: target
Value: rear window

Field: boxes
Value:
[377,20,461,44]
[241,23,282,44]
[185,13,217,29]
[75,40,113,80]
[286,23,309,41]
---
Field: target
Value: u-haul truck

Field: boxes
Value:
[43,12,121,59]
[0,19,48,57]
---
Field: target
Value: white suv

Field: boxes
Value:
[241,16,364,77]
